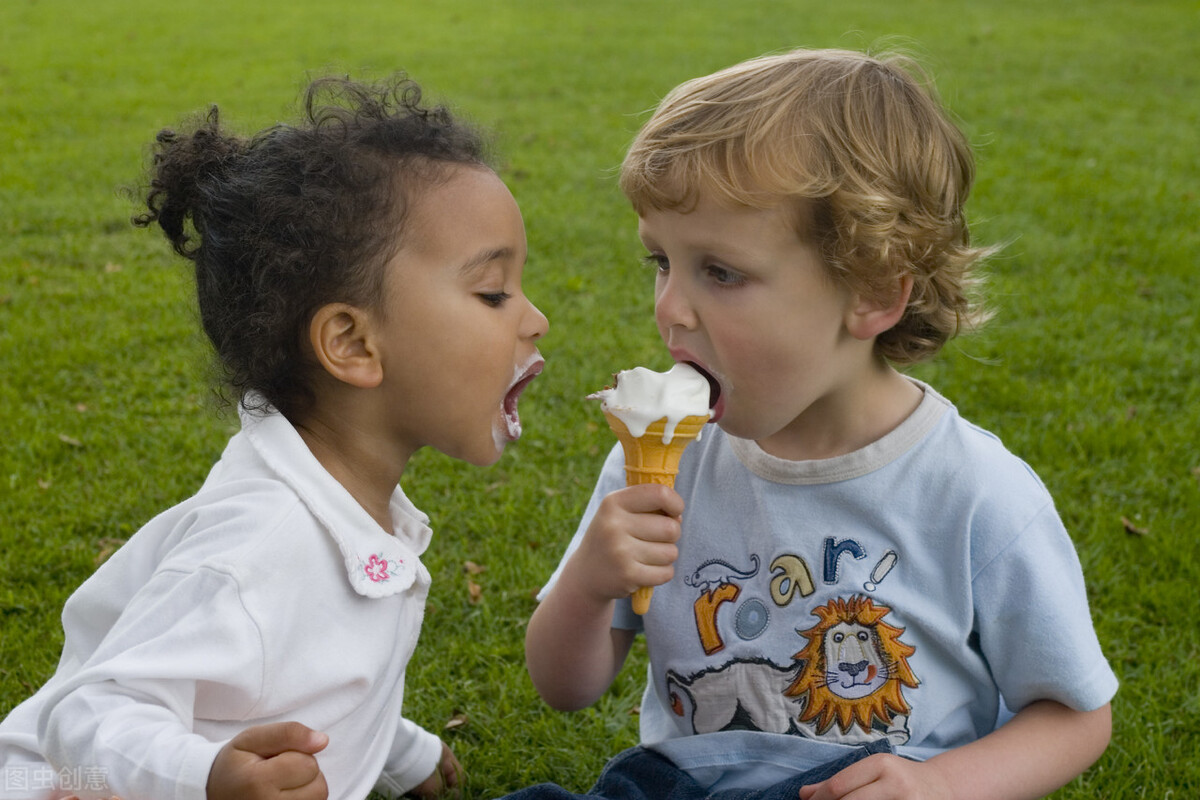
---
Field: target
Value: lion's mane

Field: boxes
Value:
[784,595,918,734]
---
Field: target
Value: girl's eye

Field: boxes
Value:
[479,292,512,307]
[642,254,670,273]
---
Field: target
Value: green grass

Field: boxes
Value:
[2,0,1197,797]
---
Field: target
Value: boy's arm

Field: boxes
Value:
[799,699,1112,800]
[526,483,683,711]
[525,575,638,711]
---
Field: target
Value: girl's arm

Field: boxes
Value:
[799,699,1112,800]
[525,483,683,711]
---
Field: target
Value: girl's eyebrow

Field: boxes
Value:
[458,246,515,276]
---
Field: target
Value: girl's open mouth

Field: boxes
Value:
[501,355,544,441]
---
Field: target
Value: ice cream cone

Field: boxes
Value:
[603,410,709,614]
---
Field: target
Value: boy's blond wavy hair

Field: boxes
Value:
[620,48,993,364]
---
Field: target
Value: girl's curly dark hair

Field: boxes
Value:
[134,76,489,420]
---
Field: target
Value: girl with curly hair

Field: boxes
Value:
[0,75,547,800]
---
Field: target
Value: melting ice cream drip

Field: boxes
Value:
[589,363,712,443]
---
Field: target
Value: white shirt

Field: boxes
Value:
[0,402,442,800]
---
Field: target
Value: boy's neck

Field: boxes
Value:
[293,407,410,535]
[756,363,923,462]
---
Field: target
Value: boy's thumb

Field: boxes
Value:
[232,721,330,757]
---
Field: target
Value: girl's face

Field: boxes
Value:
[640,193,883,459]
[374,165,547,466]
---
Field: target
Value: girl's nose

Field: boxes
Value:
[524,297,549,340]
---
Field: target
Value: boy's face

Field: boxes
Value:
[372,165,547,466]
[640,194,880,459]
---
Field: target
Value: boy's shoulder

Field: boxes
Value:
[919,384,1049,495]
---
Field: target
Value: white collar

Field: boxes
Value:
[237,397,432,599]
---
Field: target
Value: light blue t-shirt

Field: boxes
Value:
[545,382,1117,791]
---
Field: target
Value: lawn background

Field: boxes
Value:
[1,1,1197,797]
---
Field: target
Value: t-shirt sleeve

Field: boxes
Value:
[971,501,1118,713]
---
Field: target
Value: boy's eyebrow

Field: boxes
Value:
[458,246,515,276]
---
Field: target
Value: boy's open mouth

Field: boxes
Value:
[686,361,723,421]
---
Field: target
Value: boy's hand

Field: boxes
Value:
[798,754,951,800]
[572,484,684,602]
[406,740,463,799]
[207,721,329,800]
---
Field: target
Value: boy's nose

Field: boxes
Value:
[654,273,697,331]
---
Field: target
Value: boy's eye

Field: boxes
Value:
[479,292,512,307]
[706,265,745,286]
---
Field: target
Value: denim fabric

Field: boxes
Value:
[498,739,894,800]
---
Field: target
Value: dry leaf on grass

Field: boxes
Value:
[467,580,483,605]
[1121,516,1149,537]
[95,538,127,566]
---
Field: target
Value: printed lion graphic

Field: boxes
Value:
[784,595,918,738]
[666,659,803,734]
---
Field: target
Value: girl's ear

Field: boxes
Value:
[308,303,384,389]
[845,274,914,341]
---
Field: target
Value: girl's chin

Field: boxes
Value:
[490,418,519,457]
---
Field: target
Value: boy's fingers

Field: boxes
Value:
[616,484,685,518]
[231,721,329,758]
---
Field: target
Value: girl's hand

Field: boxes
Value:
[406,740,464,799]
[572,484,684,603]
[206,722,329,800]
[799,754,952,800]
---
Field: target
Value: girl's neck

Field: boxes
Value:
[294,410,410,535]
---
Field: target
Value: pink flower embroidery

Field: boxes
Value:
[364,554,390,583]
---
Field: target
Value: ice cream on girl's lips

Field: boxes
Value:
[590,363,713,614]
[589,362,713,444]
[497,352,545,447]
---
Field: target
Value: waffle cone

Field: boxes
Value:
[603,411,709,614]
[603,412,709,487]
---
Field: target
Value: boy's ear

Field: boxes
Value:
[845,275,914,341]
[308,303,383,389]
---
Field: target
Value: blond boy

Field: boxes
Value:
[520,49,1115,800]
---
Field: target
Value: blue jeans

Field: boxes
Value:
[499,739,894,800]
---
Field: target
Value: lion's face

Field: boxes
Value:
[785,596,918,735]
[822,621,890,699]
